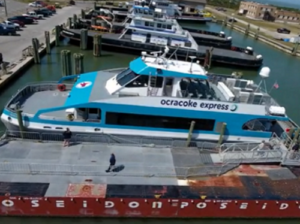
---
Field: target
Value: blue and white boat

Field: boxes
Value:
[1,47,297,143]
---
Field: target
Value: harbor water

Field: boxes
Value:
[0,22,300,223]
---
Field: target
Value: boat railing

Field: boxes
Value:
[5,82,74,113]
[218,133,288,164]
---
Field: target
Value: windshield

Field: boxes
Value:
[116,68,139,86]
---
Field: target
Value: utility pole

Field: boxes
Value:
[3,0,8,17]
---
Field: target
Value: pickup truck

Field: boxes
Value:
[23,11,43,19]
[2,20,20,30]
[0,24,17,35]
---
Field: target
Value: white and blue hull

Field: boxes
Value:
[1,111,271,143]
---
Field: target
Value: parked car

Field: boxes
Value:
[36,1,48,6]
[34,8,52,17]
[23,11,43,19]
[28,2,42,7]
[2,20,21,30]
[28,1,47,7]
[0,2,4,7]
[228,18,237,23]
[277,28,291,34]
[0,24,17,35]
[10,20,25,28]
[46,5,56,13]
[7,16,34,24]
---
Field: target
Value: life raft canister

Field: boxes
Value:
[57,84,66,92]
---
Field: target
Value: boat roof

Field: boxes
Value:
[130,56,208,80]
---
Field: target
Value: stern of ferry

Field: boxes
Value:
[1,82,73,135]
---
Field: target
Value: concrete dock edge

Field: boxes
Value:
[0,30,58,92]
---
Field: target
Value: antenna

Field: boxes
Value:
[189,56,196,73]
[161,46,169,58]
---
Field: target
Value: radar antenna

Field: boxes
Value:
[256,66,270,93]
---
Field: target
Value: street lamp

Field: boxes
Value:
[3,0,8,17]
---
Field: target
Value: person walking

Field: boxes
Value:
[62,128,72,147]
[106,153,116,172]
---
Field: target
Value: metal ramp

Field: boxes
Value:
[218,136,288,164]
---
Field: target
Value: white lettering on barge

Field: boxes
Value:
[0,199,299,211]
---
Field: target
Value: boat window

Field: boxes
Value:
[166,25,172,30]
[106,112,215,131]
[135,20,142,25]
[145,21,149,26]
[157,23,162,28]
[242,119,276,132]
[116,68,139,86]
[126,75,149,88]
[162,24,167,29]
[149,22,154,27]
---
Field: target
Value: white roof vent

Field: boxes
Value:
[269,106,285,116]
[220,31,225,34]
[66,108,76,114]
[259,67,270,78]
[246,46,253,50]
[256,55,262,59]
[227,36,232,40]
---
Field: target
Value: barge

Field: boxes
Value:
[1,132,300,218]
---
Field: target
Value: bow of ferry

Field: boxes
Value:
[1,134,300,218]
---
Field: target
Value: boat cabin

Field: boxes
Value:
[124,6,198,49]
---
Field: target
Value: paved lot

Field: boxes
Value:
[0,0,28,19]
[0,2,92,64]
[207,7,295,39]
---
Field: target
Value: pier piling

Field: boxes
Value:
[231,17,234,29]
[73,53,84,74]
[45,31,51,54]
[204,47,213,69]
[93,35,102,57]
[55,25,61,47]
[222,16,227,27]
[293,129,300,144]
[217,123,227,147]
[61,50,72,77]
[16,109,24,139]
[245,24,250,36]
[80,29,88,50]
[292,42,299,56]
[67,17,72,28]
[186,121,195,147]
[254,27,260,40]
[1,62,7,76]
[91,18,96,26]
[81,9,86,19]
[32,38,40,64]
[73,14,78,29]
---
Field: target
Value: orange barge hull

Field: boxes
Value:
[1,197,300,218]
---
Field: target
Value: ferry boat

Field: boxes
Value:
[130,0,212,23]
[80,4,231,48]
[1,48,296,143]
[121,4,230,48]
[94,0,212,24]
